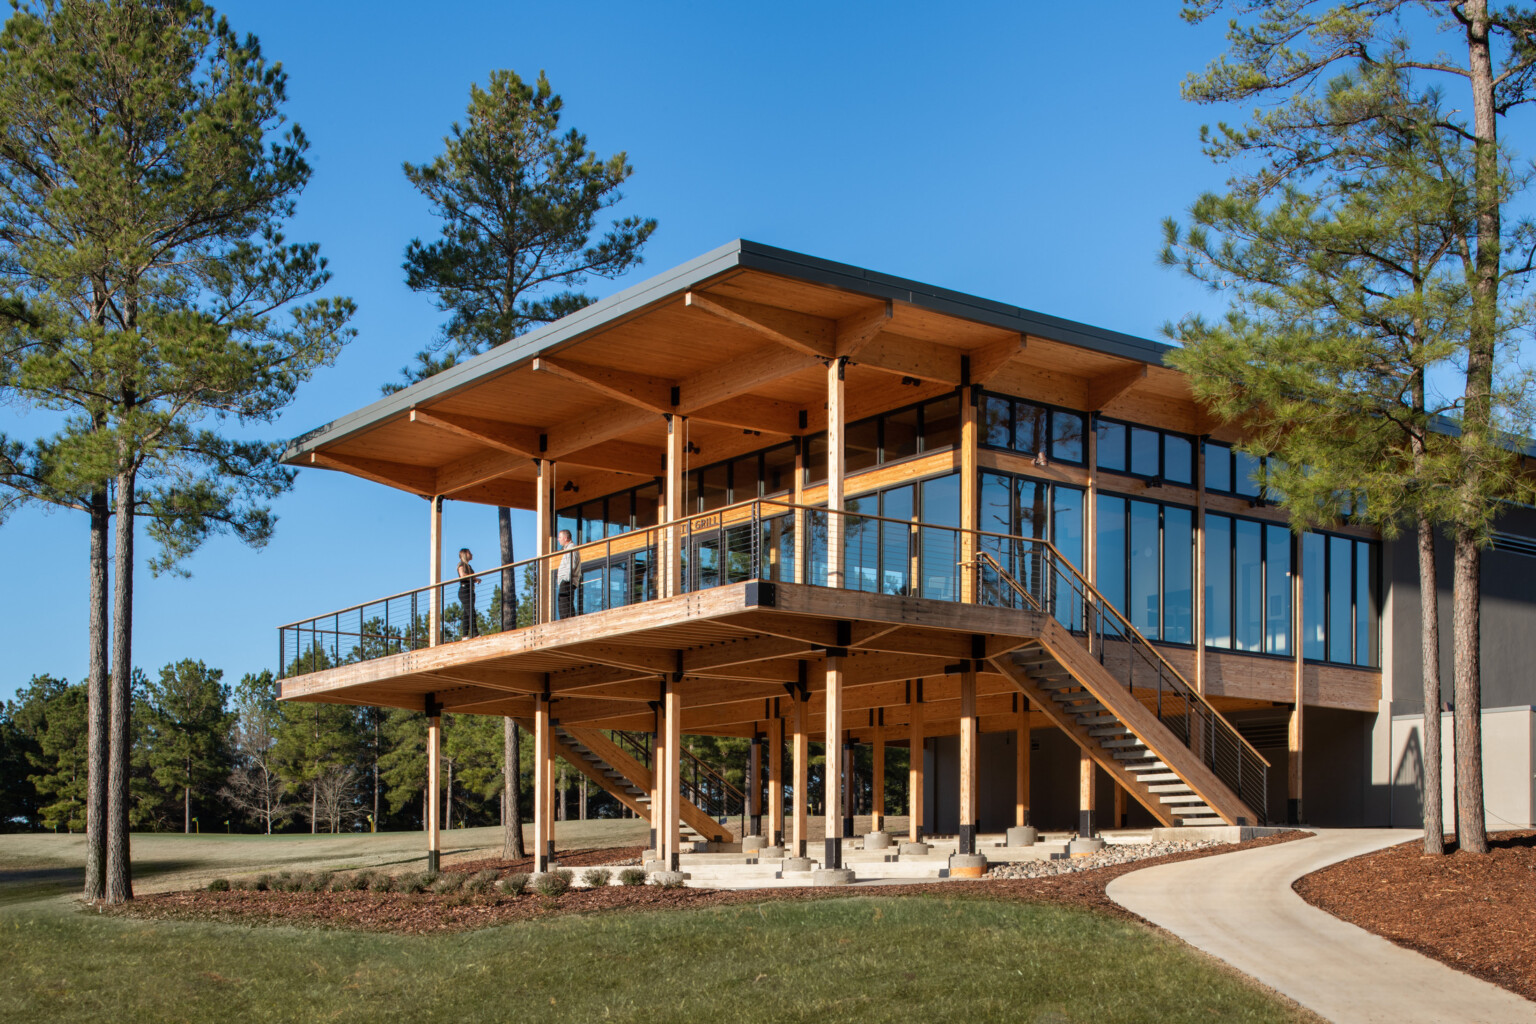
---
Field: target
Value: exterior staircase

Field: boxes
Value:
[548,724,735,843]
[978,550,1268,827]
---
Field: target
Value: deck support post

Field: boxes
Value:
[664,678,683,868]
[769,712,785,846]
[871,718,885,834]
[535,460,552,623]
[1079,747,1097,838]
[427,496,443,646]
[1114,778,1128,829]
[425,694,441,871]
[1015,695,1031,828]
[748,729,763,838]
[663,415,685,599]
[791,681,809,858]
[823,656,844,869]
[648,703,663,856]
[908,682,925,842]
[533,692,552,871]
[958,666,978,855]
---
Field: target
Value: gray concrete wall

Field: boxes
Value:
[1389,707,1535,830]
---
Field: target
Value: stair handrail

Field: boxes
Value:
[973,545,1270,773]
[611,729,746,822]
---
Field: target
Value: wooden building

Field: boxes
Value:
[275,240,1517,870]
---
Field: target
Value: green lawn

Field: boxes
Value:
[0,830,1313,1024]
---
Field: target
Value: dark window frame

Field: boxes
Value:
[978,390,1088,466]
[1096,415,1196,486]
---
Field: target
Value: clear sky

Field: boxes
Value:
[0,1,1262,701]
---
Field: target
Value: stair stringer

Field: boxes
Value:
[561,725,734,843]
[513,719,651,821]
[987,647,1179,828]
[1028,617,1255,825]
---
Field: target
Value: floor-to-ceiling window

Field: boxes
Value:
[1097,494,1197,645]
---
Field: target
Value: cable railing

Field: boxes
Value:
[974,547,1269,823]
[274,497,1267,820]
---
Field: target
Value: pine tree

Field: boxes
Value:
[0,0,354,899]
[1176,0,1536,852]
[140,660,233,834]
[15,676,88,832]
[388,68,654,856]
[273,701,364,834]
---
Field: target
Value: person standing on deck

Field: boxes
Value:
[556,529,580,619]
[457,548,476,638]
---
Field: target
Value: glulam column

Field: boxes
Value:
[908,682,925,842]
[748,729,763,838]
[425,694,441,871]
[826,357,845,589]
[1015,695,1031,828]
[824,656,844,869]
[535,461,552,623]
[664,678,683,868]
[663,415,685,598]
[533,694,552,871]
[958,666,978,855]
[871,719,885,834]
[428,496,443,645]
[1079,748,1097,838]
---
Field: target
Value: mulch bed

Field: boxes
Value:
[1294,830,1536,1002]
[445,847,646,874]
[109,831,1306,936]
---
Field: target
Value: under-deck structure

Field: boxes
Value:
[277,240,1409,871]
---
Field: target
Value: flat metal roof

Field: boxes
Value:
[281,239,1177,462]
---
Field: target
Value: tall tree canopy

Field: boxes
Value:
[388,67,654,858]
[140,659,232,834]
[0,0,354,899]
[1172,0,1536,851]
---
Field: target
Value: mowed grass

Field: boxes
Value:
[0,830,1312,1024]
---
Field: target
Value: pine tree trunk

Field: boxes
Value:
[1417,515,1444,856]
[503,716,524,858]
[84,487,109,901]
[105,467,136,904]
[1455,0,1496,856]
[1452,528,1488,852]
[184,781,190,834]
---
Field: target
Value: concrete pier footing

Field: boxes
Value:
[1068,838,1106,857]
[811,868,857,886]
[742,835,767,853]
[1006,826,1038,847]
[864,832,892,850]
[782,856,815,872]
[948,853,988,878]
[898,841,931,856]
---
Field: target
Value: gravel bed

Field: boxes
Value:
[987,839,1223,879]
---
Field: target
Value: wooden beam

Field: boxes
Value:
[835,300,893,358]
[824,656,845,866]
[426,705,441,871]
[689,395,802,436]
[558,439,665,477]
[678,341,823,413]
[544,403,660,461]
[958,666,978,853]
[428,495,443,646]
[409,409,541,457]
[436,447,527,496]
[871,719,885,834]
[909,687,925,842]
[854,333,963,385]
[1087,363,1147,412]
[532,356,674,414]
[310,451,436,495]
[969,335,1027,385]
[684,291,835,358]
[664,678,683,867]
[791,688,809,857]
[769,714,785,845]
[1016,695,1031,828]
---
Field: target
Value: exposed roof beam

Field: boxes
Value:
[561,440,665,477]
[532,356,674,414]
[677,342,823,412]
[544,403,661,460]
[853,333,963,385]
[409,409,541,457]
[689,395,802,436]
[437,447,529,496]
[1088,363,1148,411]
[309,452,436,495]
[684,291,835,358]
[552,643,679,674]
[835,300,894,358]
[969,334,1028,385]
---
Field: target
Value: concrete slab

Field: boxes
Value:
[1108,828,1536,1024]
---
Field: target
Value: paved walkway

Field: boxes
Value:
[1107,829,1536,1023]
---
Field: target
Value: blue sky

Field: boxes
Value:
[0,1,1258,700]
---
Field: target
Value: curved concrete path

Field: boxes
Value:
[1108,829,1536,1024]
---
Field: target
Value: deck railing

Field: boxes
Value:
[275,497,1267,820]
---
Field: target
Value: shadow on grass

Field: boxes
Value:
[0,859,201,908]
